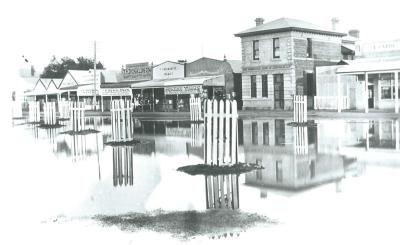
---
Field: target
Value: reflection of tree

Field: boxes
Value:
[205,174,239,209]
[113,146,134,187]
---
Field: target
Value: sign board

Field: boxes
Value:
[77,88,100,96]
[100,88,132,97]
[153,61,185,80]
[122,62,152,82]
[164,85,202,95]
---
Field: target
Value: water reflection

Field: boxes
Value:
[205,174,239,209]
[112,146,134,186]
[243,119,360,192]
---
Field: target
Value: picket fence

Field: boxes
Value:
[293,95,307,123]
[28,101,41,123]
[69,102,86,131]
[189,97,202,121]
[59,101,70,119]
[110,99,134,142]
[43,102,57,125]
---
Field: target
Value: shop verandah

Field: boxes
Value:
[315,61,400,113]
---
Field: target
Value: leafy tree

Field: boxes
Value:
[40,56,104,78]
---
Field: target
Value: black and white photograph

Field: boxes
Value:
[2,0,400,244]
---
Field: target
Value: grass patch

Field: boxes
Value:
[26,121,42,125]
[57,118,70,121]
[12,116,26,120]
[287,121,317,127]
[60,129,100,135]
[38,123,65,129]
[104,139,142,146]
[177,163,264,176]
[95,209,277,239]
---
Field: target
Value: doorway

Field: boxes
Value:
[368,85,374,108]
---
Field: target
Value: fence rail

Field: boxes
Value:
[314,96,349,110]
[293,95,307,123]
[70,102,86,131]
[111,99,134,142]
[28,101,41,123]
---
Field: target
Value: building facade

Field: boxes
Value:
[235,17,345,110]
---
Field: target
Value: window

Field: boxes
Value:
[380,73,395,99]
[276,160,283,182]
[263,122,269,145]
[252,122,258,145]
[251,75,257,98]
[253,40,259,60]
[262,75,268,97]
[273,38,280,58]
[306,38,312,58]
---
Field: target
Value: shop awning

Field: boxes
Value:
[130,75,225,89]
[337,61,400,74]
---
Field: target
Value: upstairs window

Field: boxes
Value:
[253,40,260,60]
[273,38,280,58]
[262,74,268,97]
[307,38,312,58]
[251,75,257,98]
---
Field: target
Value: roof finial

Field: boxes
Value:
[223,54,227,61]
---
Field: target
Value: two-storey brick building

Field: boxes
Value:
[235,17,346,110]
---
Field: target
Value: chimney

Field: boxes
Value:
[331,17,339,31]
[255,17,264,26]
[30,65,35,76]
[348,29,360,39]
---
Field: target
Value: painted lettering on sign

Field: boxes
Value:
[164,85,202,95]
[101,88,132,97]
[122,62,152,82]
[153,61,185,80]
[77,89,99,96]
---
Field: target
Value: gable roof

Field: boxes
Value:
[51,78,63,88]
[235,17,346,37]
[226,60,242,73]
[40,78,53,89]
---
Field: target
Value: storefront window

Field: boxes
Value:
[380,73,395,100]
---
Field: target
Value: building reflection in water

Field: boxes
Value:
[242,119,360,193]
[205,174,239,209]
[113,146,134,187]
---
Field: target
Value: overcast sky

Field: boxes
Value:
[2,0,400,77]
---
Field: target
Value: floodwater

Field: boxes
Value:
[4,116,400,244]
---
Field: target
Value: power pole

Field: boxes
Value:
[93,40,97,110]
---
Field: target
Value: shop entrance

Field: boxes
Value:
[368,85,374,108]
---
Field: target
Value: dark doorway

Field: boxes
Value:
[274,74,284,109]
[368,85,374,108]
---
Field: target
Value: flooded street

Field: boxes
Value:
[3,116,400,244]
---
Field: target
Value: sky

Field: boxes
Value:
[2,0,400,84]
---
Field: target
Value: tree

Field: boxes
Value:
[40,56,105,78]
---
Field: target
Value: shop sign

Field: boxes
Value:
[361,40,400,54]
[122,62,152,82]
[100,88,132,97]
[165,85,202,95]
[77,88,100,96]
[153,61,185,80]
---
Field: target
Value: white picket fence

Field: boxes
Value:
[190,97,202,121]
[293,95,307,123]
[70,102,86,132]
[59,101,70,119]
[113,146,134,186]
[204,99,239,166]
[314,96,350,110]
[294,126,309,155]
[43,102,57,125]
[190,123,204,147]
[111,99,134,142]
[28,101,41,123]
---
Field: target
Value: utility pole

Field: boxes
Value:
[93,40,97,110]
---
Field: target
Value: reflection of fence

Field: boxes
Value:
[204,99,238,166]
[190,123,204,147]
[206,174,239,209]
[113,146,134,186]
[43,102,57,125]
[70,102,86,131]
[189,97,202,121]
[71,134,86,162]
[294,126,309,155]
[28,101,41,122]
[111,100,134,142]
[59,101,70,119]
[314,96,349,110]
[293,95,307,123]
